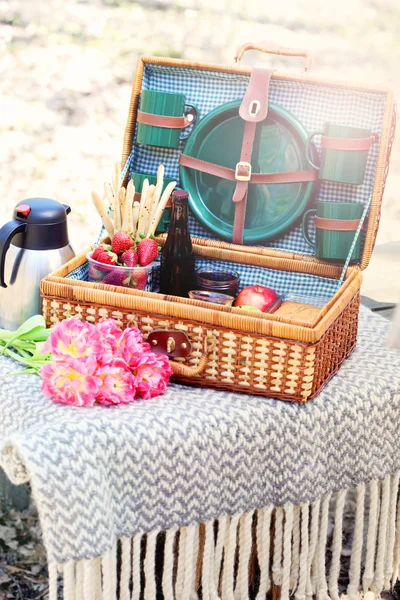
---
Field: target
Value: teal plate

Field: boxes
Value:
[180,100,316,244]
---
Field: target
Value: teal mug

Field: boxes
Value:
[131,172,177,233]
[306,123,376,185]
[302,201,363,262]
[137,90,198,149]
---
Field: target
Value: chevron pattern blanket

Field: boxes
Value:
[1,306,400,600]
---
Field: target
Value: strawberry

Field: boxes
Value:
[120,249,138,268]
[102,270,129,286]
[130,270,147,290]
[137,238,159,266]
[92,243,112,260]
[95,251,118,265]
[92,246,104,261]
[111,232,134,255]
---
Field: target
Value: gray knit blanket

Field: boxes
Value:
[1,307,400,600]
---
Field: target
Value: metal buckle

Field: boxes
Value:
[235,161,252,182]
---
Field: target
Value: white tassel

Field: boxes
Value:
[385,472,400,588]
[48,563,58,600]
[132,533,142,600]
[175,528,186,600]
[163,529,177,600]
[363,480,379,592]
[329,489,347,600]
[120,538,131,600]
[182,525,197,600]
[256,506,273,600]
[295,503,309,600]
[272,507,284,586]
[234,511,253,600]
[214,516,227,595]
[63,561,75,600]
[373,476,391,594]
[316,493,331,600]
[75,561,84,600]
[93,557,102,600]
[144,531,158,600]
[221,513,240,600]
[392,489,400,583]
[347,484,365,600]
[202,521,216,600]
[290,505,301,591]
[306,498,320,600]
[281,504,294,600]
[83,559,96,600]
[192,525,200,600]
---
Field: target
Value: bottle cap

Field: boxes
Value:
[172,190,189,201]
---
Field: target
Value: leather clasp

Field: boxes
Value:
[147,330,192,358]
[239,66,273,123]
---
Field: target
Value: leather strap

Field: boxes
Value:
[315,216,360,231]
[137,110,191,129]
[321,135,377,151]
[179,154,318,184]
[232,68,273,244]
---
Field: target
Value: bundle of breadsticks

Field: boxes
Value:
[91,162,176,241]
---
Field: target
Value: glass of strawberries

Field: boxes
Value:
[87,232,160,290]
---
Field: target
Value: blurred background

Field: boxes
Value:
[0,0,399,294]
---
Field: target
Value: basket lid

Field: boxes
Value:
[122,52,395,275]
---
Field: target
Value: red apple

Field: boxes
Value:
[234,285,281,312]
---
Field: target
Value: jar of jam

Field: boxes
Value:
[195,269,240,297]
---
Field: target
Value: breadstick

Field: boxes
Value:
[119,187,126,231]
[125,179,135,233]
[147,181,176,237]
[91,191,115,238]
[149,166,164,228]
[112,162,121,195]
[104,182,115,222]
[138,185,155,238]
[137,179,149,239]
[113,187,122,231]
[132,201,140,238]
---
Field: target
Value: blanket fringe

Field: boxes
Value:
[50,473,400,599]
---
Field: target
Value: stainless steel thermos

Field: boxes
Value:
[0,198,75,330]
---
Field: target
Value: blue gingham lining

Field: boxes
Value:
[66,258,337,306]
[129,64,386,257]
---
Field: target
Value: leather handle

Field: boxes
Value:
[234,42,312,73]
[170,336,216,379]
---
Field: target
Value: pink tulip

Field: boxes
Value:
[134,352,173,399]
[96,359,137,406]
[40,356,101,407]
[42,318,101,361]
[116,328,151,368]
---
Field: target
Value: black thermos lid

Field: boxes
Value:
[12,198,72,250]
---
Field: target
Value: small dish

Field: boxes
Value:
[188,290,235,306]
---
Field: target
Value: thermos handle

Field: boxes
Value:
[0,220,27,288]
[63,204,71,215]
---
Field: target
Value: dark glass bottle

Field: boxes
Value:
[160,190,196,297]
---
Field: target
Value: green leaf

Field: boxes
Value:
[1,315,47,353]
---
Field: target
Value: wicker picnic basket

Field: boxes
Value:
[41,43,396,402]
